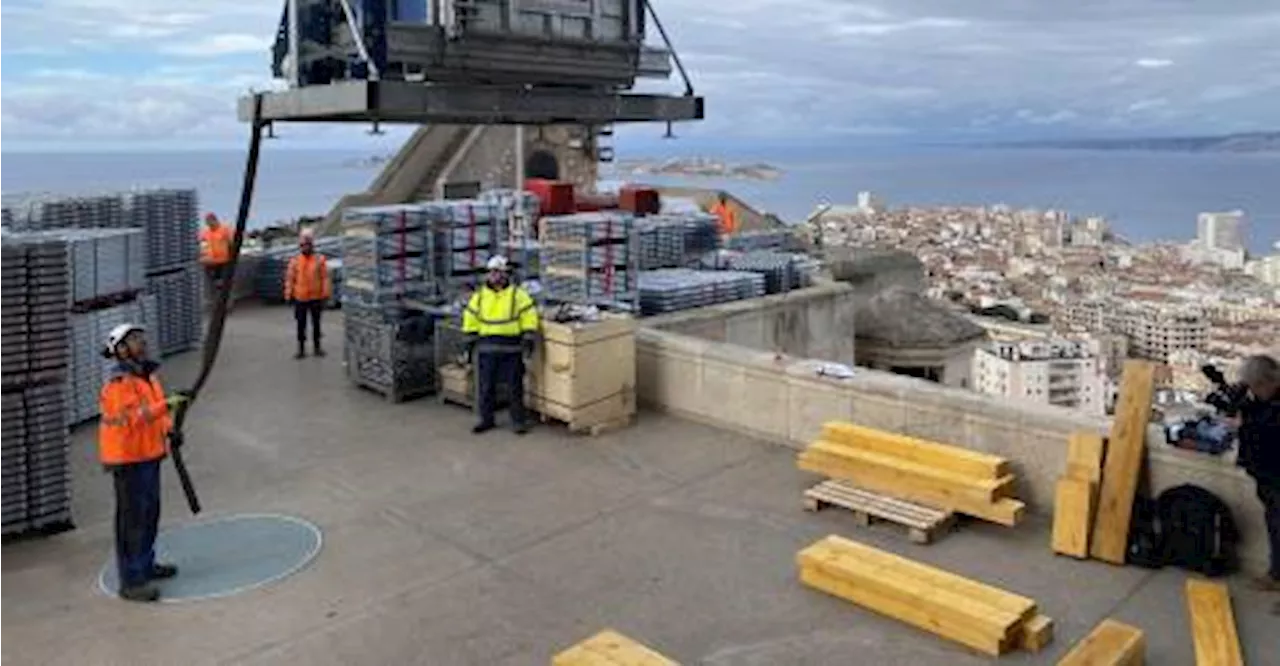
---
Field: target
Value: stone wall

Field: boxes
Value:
[644,282,858,366]
[634,326,1269,574]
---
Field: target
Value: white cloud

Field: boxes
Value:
[1134,58,1174,69]
[161,34,272,57]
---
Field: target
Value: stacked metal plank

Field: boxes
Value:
[66,296,159,425]
[1,234,74,538]
[723,228,805,252]
[145,265,202,357]
[704,249,817,294]
[342,303,437,402]
[125,189,199,272]
[1,192,127,232]
[637,268,765,315]
[58,228,147,303]
[539,212,638,311]
[424,200,508,298]
[341,204,434,307]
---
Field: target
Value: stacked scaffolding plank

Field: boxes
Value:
[125,189,199,272]
[540,212,638,311]
[425,200,507,298]
[145,266,202,356]
[797,535,1052,656]
[254,237,343,304]
[636,268,765,315]
[1,193,127,232]
[1,235,74,538]
[798,421,1025,527]
[342,204,434,307]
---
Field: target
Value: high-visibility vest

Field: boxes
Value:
[284,253,331,302]
[462,284,540,345]
[98,370,171,465]
[711,201,737,234]
[200,224,233,265]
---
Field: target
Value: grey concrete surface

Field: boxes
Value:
[2,305,1276,666]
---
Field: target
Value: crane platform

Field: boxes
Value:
[235,80,703,125]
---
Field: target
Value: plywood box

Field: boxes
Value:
[526,314,637,433]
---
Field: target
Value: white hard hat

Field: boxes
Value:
[105,322,144,354]
[486,255,511,271]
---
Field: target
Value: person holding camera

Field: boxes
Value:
[1234,354,1280,591]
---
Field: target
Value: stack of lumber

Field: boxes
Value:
[797,535,1053,656]
[552,630,679,666]
[1056,619,1145,665]
[1051,361,1157,563]
[1184,579,1244,666]
[798,421,1025,526]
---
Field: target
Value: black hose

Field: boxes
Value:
[168,94,267,514]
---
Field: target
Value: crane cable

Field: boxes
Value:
[168,94,267,514]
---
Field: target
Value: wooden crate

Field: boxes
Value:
[526,314,637,435]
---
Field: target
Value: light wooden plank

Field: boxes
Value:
[1052,477,1096,558]
[806,440,1014,502]
[1018,614,1055,653]
[822,421,1011,479]
[799,564,1008,656]
[1056,619,1146,666]
[801,536,1037,625]
[1185,579,1244,666]
[552,630,680,666]
[799,450,1025,526]
[1089,360,1157,564]
[1066,432,1105,483]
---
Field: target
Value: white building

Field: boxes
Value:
[856,191,885,215]
[972,339,1106,415]
[1197,210,1246,252]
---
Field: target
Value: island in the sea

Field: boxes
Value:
[614,157,783,181]
[997,130,1280,153]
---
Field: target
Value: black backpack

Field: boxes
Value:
[1155,484,1240,577]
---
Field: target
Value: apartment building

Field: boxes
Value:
[1062,300,1208,363]
[972,339,1106,415]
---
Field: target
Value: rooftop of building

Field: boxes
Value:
[980,339,1098,362]
[3,305,1273,665]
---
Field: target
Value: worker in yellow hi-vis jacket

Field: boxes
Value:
[462,255,540,435]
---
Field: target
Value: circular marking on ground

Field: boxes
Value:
[97,513,322,603]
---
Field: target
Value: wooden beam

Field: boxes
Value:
[805,440,1015,502]
[1056,619,1146,666]
[1018,614,1055,653]
[1089,361,1157,564]
[552,630,680,666]
[1052,477,1096,558]
[1185,579,1244,666]
[821,422,1011,479]
[1066,432,1105,483]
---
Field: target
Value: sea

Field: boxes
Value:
[3,146,1277,254]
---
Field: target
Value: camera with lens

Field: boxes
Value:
[1201,364,1249,415]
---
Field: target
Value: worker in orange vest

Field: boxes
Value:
[710,193,737,235]
[98,323,189,602]
[284,229,332,359]
[199,212,234,301]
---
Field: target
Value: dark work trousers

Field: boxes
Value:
[204,264,230,303]
[476,349,526,428]
[113,460,162,589]
[1257,480,1280,578]
[293,300,325,345]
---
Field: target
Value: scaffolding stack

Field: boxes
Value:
[539,212,639,312]
[342,204,434,308]
[1,193,127,232]
[125,189,199,272]
[426,200,508,298]
[637,268,766,315]
[145,266,202,357]
[703,249,816,295]
[253,237,343,303]
[1,235,74,539]
[342,303,437,402]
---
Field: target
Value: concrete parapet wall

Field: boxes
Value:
[644,281,857,366]
[635,326,1268,574]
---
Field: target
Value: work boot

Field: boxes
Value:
[295,343,306,360]
[119,583,160,603]
[472,422,495,435]
[313,341,326,358]
[513,422,530,436]
[150,563,179,580]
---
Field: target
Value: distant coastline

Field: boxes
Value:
[994,131,1280,154]
[613,157,783,181]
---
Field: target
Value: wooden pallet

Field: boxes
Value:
[803,480,956,544]
[538,410,635,436]
[348,375,434,404]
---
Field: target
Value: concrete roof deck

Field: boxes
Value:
[2,305,1275,665]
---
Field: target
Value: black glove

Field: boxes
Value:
[521,333,536,359]
[462,335,478,365]
[168,431,185,450]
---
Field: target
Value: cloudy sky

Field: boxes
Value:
[3,0,1279,150]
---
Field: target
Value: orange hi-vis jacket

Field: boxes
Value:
[284,253,332,302]
[98,366,172,466]
[710,200,737,235]
[200,223,234,266]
